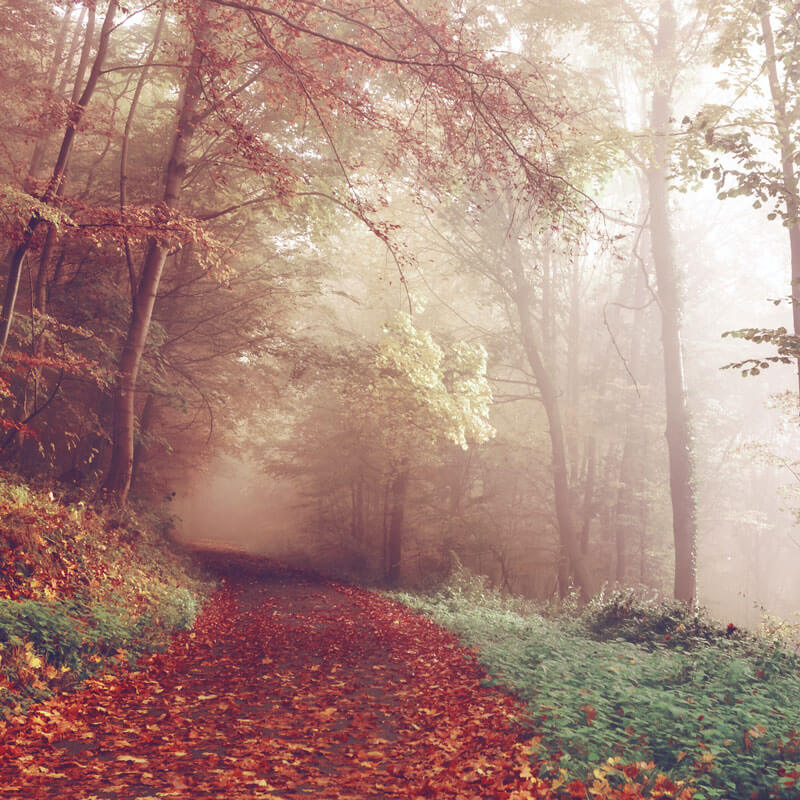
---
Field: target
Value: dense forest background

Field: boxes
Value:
[2,0,800,626]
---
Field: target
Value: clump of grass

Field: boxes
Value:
[392,567,800,800]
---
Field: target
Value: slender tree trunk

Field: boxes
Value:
[102,24,207,504]
[614,194,650,583]
[509,257,593,600]
[34,7,102,343]
[759,7,800,399]
[614,437,632,582]
[382,478,391,577]
[24,6,75,193]
[648,0,697,604]
[565,260,581,486]
[386,465,409,585]
[351,474,365,544]
[580,436,595,555]
[0,0,117,364]
[120,3,168,305]
[129,392,155,494]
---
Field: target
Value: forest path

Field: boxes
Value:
[0,562,550,799]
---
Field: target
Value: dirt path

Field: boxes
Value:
[0,564,550,799]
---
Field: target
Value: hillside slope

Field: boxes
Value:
[0,471,212,721]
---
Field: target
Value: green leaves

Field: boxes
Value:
[394,576,800,799]
[347,312,495,456]
[721,325,798,375]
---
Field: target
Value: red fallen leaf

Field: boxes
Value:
[568,779,588,798]
[0,565,581,799]
[581,704,597,726]
[622,762,640,779]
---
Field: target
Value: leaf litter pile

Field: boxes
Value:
[0,562,553,799]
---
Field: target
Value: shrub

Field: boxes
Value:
[0,598,85,669]
[155,586,199,632]
[578,587,728,650]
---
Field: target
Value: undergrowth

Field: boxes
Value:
[0,471,212,720]
[392,569,800,800]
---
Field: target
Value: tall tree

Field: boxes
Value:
[697,1,800,397]
[94,0,580,503]
[102,11,209,503]
[0,0,119,363]
[647,0,697,603]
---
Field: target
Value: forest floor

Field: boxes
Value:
[0,559,553,800]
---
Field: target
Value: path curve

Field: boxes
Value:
[0,563,550,799]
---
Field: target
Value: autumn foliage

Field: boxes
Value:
[0,519,697,800]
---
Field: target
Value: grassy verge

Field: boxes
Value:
[0,471,214,720]
[391,569,800,800]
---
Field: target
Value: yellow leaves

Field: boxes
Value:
[348,311,495,459]
[116,755,149,765]
[748,724,767,739]
[22,643,42,669]
[589,777,611,796]
[549,767,571,790]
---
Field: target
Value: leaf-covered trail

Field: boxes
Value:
[0,565,549,799]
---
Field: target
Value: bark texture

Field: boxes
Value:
[0,1,116,363]
[103,23,207,503]
[648,0,697,604]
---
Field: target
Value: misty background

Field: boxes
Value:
[2,0,800,628]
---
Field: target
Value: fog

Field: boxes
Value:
[3,0,800,630]
[172,171,800,626]
[172,457,303,558]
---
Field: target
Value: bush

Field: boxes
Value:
[578,586,734,650]
[0,598,85,669]
[155,586,199,632]
[0,470,214,720]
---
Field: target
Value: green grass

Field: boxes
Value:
[391,572,800,800]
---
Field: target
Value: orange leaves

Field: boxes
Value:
[568,779,589,798]
[745,723,766,747]
[0,562,698,799]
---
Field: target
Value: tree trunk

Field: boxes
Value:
[120,3,168,304]
[24,5,76,193]
[0,0,117,363]
[580,436,596,555]
[102,23,207,504]
[648,0,697,604]
[759,8,800,399]
[351,474,365,544]
[509,256,593,600]
[130,392,155,494]
[614,192,651,584]
[386,465,409,585]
